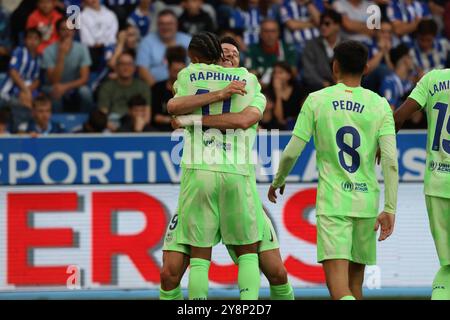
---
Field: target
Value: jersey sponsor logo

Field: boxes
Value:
[341,181,354,192]
[341,181,368,192]
[429,161,450,174]
[429,160,437,171]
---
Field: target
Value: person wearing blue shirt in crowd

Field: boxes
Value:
[410,18,449,74]
[380,43,414,111]
[18,94,65,135]
[387,0,431,47]
[0,28,42,127]
[137,9,191,87]
[127,0,155,37]
[280,0,324,51]
[232,0,276,46]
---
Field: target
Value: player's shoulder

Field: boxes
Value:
[423,68,450,82]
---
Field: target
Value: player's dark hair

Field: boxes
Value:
[390,43,410,67]
[188,31,223,64]
[320,9,342,26]
[127,94,148,109]
[166,45,187,66]
[333,40,368,75]
[416,19,438,37]
[220,36,240,51]
[25,27,42,39]
[33,94,52,108]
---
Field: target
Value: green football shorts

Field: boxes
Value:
[177,169,264,247]
[227,211,280,264]
[162,212,190,255]
[425,195,450,266]
[317,215,377,265]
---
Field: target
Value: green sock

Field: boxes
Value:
[432,265,450,300]
[340,295,356,300]
[160,285,183,300]
[270,283,295,300]
[188,258,210,300]
[237,253,260,300]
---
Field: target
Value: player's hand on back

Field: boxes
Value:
[220,81,247,100]
[374,212,395,241]
[268,184,285,203]
[171,117,182,130]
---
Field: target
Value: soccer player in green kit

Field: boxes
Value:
[269,40,399,300]
[394,69,450,300]
[168,32,267,300]
[160,37,294,301]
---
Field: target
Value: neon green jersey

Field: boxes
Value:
[293,83,395,217]
[408,69,450,199]
[174,63,266,176]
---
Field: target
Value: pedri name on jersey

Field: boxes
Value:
[332,100,365,113]
[429,80,450,96]
[189,71,247,83]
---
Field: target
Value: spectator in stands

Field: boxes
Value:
[76,109,108,133]
[108,24,140,75]
[26,0,62,55]
[136,9,191,87]
[0,28,41,126]
[265,61,307,130]
[332,0,375,44]
[98,52,151,122]
[302,9,342,91]
[42,18,93,113]
[0,108,11,135]
[387,0,431,46]
[0,28,41,104]
[234,0,277,46]
[280,0,324,51]
[151,46,186,131]
[246,19,297,86]
[10,0,38,48]
[80,0,119,82]
[216,0,240,32]
[428,0,445,31]
[179,0,215,35]
[18,94,65,134]
[445,1,450,39]
[411,19,449,74]
[127,0,155,38]
[362,19,395,92]
[118,94,155,132]
[0,2,11,74]
[380,44,414,111]
[105,0,139,30]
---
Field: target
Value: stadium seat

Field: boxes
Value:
[51,113,88,133]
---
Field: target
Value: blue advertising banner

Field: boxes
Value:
[0,131,427,185]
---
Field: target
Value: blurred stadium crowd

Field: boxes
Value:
[0,0,449,135]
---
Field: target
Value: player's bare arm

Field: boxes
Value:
[167,80,247,115]
[394,98,422,132]
[172,106,262,131]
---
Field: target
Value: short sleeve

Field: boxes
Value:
[292,95,314,142]
[408,71,431,109]
[42,46,55,69]
[9,48,23,71]
[378,98,396,137]
[173,68,189,97]
[249,75,266,114]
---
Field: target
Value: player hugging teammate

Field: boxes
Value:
[161,32,449,300]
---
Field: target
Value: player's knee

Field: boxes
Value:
[267,265,288,286]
